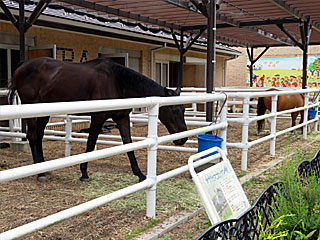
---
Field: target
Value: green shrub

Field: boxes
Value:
[271,157,320,240]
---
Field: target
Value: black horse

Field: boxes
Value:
[9,57,187,182]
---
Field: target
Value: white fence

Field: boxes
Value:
[0,94,228,240]
[1,87,319,239]
[226,89,319,170]
[180,87,320,170]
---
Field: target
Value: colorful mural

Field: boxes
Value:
[247,56,320,88]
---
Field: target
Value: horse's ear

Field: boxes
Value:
[164,87,174,96]
[164,87,169,96]
[164,87,181,96]
[175,87,181,96]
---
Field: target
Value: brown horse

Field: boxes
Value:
[257,89,305,135]
[9,57,188,182]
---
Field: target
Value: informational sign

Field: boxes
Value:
[247,56,320,88]
[197,160,250,221]
[188,147,250,224]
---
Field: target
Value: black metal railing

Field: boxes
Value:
[196,149,320,240]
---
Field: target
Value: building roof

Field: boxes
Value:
[1,0,242,56]
[40,0,320,47]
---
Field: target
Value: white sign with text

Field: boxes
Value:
[188,147,250,224]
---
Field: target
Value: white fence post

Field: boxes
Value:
[270,95,277,155]
[9,95,21,142]
[303,94,309,139]
[192,91,197,114]
[241,97,250,171]
[146,102,159,218]
[315,93,319,131]
[219,98,228,153]
[64,115,72,157]
[232,97,236,113]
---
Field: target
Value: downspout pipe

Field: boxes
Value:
[151,43,167,80]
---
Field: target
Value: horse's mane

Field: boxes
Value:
[96,58,166,96]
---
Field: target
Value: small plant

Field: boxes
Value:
[289,219,318,240]
[156,234,170,240]
[125,218,160,239]
[237,171,246,178]
[271,155,320,240]
[256,211,292,240]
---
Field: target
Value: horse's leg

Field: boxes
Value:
[299,110,304,134]
[291,112,299,134]
[36,117,50,180]
[113,114,146,182]
[80,113,105,182]
[26,117,49,182]
[257,97,267,136]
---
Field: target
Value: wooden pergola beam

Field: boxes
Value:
[177,0,295,45]
[0,0,18,29]
[268,0,320,33]
[59,0,182,30]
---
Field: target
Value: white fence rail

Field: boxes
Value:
[1,87,319,239]
[0,94,228,240]
[179,87,319,171]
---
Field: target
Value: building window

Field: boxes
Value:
[0,47,20,88]
[155,61,169,87]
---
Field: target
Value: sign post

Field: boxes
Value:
[188,147,250,224]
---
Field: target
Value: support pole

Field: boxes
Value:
[179,30,184,88]
[247,46,269,87]
[247,47,254,87]
[278,19,311,89]
[302,46,308,89]
[18,0,27,137]
[302,17,311,89]
[171,28,205,88]
[19,0,26,61]
[206,0,216,123]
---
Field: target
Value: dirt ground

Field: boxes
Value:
[0,119,315,240]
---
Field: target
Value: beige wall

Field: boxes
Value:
[226,46,320,87]
[1,21,232,86]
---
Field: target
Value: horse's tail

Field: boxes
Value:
[257,97,266,135]
[8,61,25,105]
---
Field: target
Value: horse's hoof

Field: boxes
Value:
[37,176,47,182]
[138,175,147,182]
[80,177,89,182]
[0,143,10,149]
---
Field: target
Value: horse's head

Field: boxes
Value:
[159,87,188,146]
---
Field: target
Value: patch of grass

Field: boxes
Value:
[237,171,246,178]
[73,172,201,214]
[186,232,194,238]
[243,178,262,187]
[156,234,170,240]
[124,218,160,239]
[264,175,278,184]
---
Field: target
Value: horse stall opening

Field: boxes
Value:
[0,93,228,239]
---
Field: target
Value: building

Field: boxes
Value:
[0,1,241,94]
